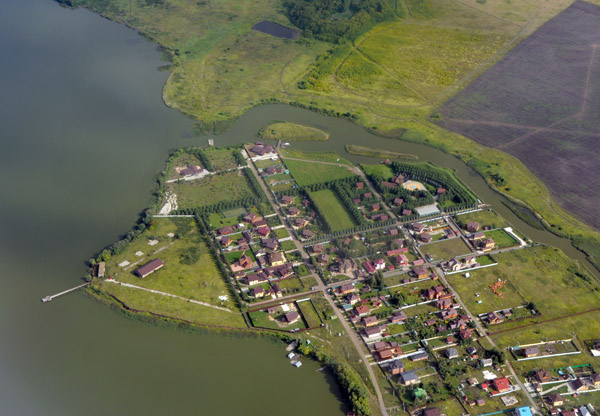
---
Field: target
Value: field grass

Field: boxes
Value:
[103,218,237,307]
[280,149,353,165]
[204,148,240,171]
[168,170,254,208]
[167,153,203,180]
[345,145,417,161]
[450,246,600,318]
[310,189,357,231]
[259,122,329,141]
[422,238,472,261]
[284,159,356,186]
[484,229,518,248]
[455,209,508,230]
[361,164,394,180]
[297,300,323,328]
[96,281,246,327]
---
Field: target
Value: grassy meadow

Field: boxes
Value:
[168,170,254,208]
[310,189,357,231]
[284,159,356,186]
[259,122,329,141]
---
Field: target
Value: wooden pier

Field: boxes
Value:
[41,282,90,303]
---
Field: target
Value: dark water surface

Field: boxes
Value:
[252,20,300,39]
[0,1,345,415]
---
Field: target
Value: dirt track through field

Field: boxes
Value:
[487,307,600,336]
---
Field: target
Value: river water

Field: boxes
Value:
[2,0,597,415]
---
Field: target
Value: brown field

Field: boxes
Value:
[438,1,600,229]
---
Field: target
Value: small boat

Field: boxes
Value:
[287,352,296,359]
[41,296,52,303]
[293,361,302,368]
[285,341,297,352]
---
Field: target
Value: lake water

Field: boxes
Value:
[0,1,345,415]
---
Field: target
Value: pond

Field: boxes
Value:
[252,20,300,39]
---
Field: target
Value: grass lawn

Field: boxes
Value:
[297,300,323,328]
[249,309,307,331]
[280,240,297,251]
[259,122,329,141]
[361,164,394,180]
[423,238,472,262]
[265,173,294,185]
[208,212,240,230]
[284,159,356,187]
[96,281,245,327]
[204,148,240,171]
[103,218,236,308]
[274,228,290,239]
[254,158,282,169]
[310,189,357,231]
[484,229,518,248]
[168,170,254,208]
[455,209,508,231]
[168,153,203,180]
[280,148,352,166]
[451,246,600,319]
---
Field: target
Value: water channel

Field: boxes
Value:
[1,0,596,415]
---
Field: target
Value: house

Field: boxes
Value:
[234,253,254,270]
[390,311,407,323]
[266,306,277,314]
[381,181,398,189]
[363,316,378,327]
[217,226,234,235]
[481,358,493,367]
[264,165,283,175]
[435,298,452,310]
[364,326,382,340]
[393,198,404,206]
[97,262,105,278]
[301,229,314,239]
[180,165,203,177]
[440,308,457,319]
[256,227,271,237]
[437,188,446,195]
[374,258,386,270]
[481,238,496,251]
[284,311,300,324]
[219,236,233,247]
[356,181,365,189]
[356,305,370,316]
[386,248,408,257]
[493,377,510,393]
[466,222,480,232]
[388,360,404,375]
[280,195,294,205]
[590,373,600,386]
[340,284,355,295]
[362,192,373,200]
[534,369,552,383]
[402,209,412,216]
[288,206,300,216]
[472,231,485,240]
[250,143,274,156]
[413,222,424,232]
[466,346,478,357]
[547,393,564,407]
[245,273,266,286]
[400,370,420,386]
[268,252,285,266]
[251,286,265,298]
[292,218,309,228]
[487,311,503,324]
[243,212,259,224]
[389,228,399,236]
[394,254,409,266]
[580,407,592,416]
[313,244,324,254]
[413,266,429,279]
[272,283,282,296]
[572,378,588,392]
[446,347,459,359]
[392,174,404,184]
[317,253,329,265]
[372,214,389,222]
[135,258,164,278]
[459,328,473,340]
[419,233,432,243]
[348,293,361,305]
[422,409,440,416]
[524,347,540,358]
[410,351,429,361]
[262,238,279,251]
[363,262,376,274]
[371,203,381,212]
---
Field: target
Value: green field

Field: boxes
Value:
[423,238,472,261]
[284,159,356,186]
[346,145,417,161]
[280,149,352,166]
[259,122,329,141]
[455,209,508,231]
[297,300,323,328]
[310,189,357,231]
[450,246,600,318]
[204,148,240,171]
[168,170,254,208]
[484,229,518,248]
[167,153,203,180]
[361,164,394,180]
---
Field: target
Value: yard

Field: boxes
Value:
[455,209,508,231]
[297,300,323,328]
[361,164,394,180]
[310,189,358,231]
[204,147,240,171]
[423,238,472,262]
[484,229,518,248]
[168,170,255,208]
[284,159,356,187]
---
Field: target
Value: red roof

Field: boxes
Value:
[363,262,376,274]
[386,248,408,256]
[493,377,510,392]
